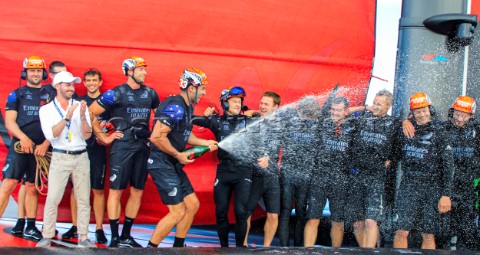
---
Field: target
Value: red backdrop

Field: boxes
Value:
[0,0,376,224]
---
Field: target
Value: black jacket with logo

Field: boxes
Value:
[393,120,454,196]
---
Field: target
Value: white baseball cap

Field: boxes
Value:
[53,71,81,85]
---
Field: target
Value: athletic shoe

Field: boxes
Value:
[78,238,97,248]
[62,226,77,239]
[10,220,25,236]
[95,229,108,244]
[36,238,52,247]
[119,236,143,248]
[24,226,42,241]
[109,237,120,248]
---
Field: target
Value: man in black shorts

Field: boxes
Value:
[278,96,322,247]
[244,91,282,247]
[61,68,109,244]
[89,56,159,247]
[304,97,356,248]
[392,92,453,249]
[403,95,479,250]
[0,56,54,241]
[11,60,69,236]
[147,68,217,248]
[347,89,398,248]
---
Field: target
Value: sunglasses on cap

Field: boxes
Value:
[228,86,246,98]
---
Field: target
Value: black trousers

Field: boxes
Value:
[278,172,309,247]
[214,170,252,247]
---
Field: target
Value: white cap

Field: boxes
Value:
[53,71,81,85]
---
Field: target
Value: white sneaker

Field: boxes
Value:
[36,238,52,248]
[78,238,96,248]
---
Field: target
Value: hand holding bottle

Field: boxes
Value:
[205,140,218,152]
[176,151,195,164]
[183,141,218,160]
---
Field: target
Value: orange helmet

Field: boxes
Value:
[122,56,147,75]
[409,92,432,110]
[179,68,208,89]
[452,95,476,114]
[23,56,46,69]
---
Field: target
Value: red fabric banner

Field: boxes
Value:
[0,0,375,224]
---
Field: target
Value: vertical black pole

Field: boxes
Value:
[393,0,470,120]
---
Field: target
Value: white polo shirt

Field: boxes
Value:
[39,97,91,151]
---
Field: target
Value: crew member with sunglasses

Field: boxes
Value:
[195,86,269,247]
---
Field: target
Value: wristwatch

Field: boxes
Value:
[63,117,70,122]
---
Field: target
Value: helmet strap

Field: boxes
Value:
[193,86,199,105]
[129,68,143,85]
[184,85,197,111]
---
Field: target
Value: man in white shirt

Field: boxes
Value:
[36,71,95,248]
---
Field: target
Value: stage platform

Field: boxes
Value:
[0,219,477,254]
[0,247,477,255]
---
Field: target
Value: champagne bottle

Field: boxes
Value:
[183,145,211,160]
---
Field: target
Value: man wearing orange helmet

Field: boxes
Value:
[392,92,454,250]
[147,68,218,248]
[0,56,54,241]
[89,56,160,247]
[403,95,480,250]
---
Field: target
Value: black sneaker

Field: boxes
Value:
[62,226,77,239]
[24,226,42,241]
[95,229,108,244]
[109,236,120,248]
[119,236,143,248]
[10,220,25,236]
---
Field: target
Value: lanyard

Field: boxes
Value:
[53,99,72,129]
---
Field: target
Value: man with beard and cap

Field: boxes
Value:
[61,68,109,244]
[346,89,399,248]
[0,56,54,242]
[403,95,479,250]
[304,96,356,248]
[193,86,268,247]
[147,68,218,248]
[36,71,94,248]
[89,56,159,247]
[392,92,454,250]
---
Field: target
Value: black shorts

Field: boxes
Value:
[395,181,440,233]
[306,171,347,222]
[87,147,107,190]
[2,145,36,183]
[347,173,385,222]
[109,149,150,190]
[148,151,194,205]
[247,174,281,215]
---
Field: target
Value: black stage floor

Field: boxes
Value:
[1,247,479,255]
